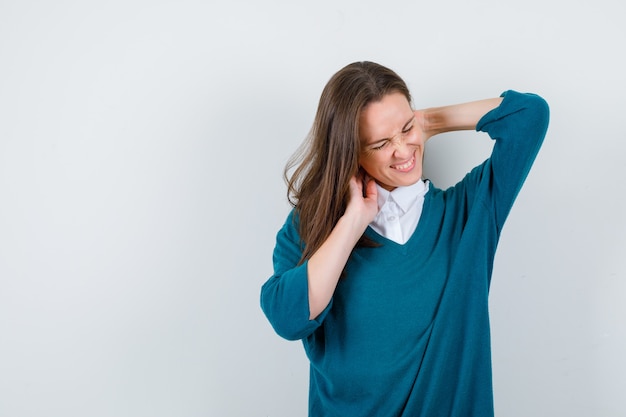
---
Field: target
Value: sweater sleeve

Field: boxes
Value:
[475,90,550,229]
[260,210,332,341]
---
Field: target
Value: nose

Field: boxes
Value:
[390,135,413,158]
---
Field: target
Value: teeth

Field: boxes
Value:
[393,158,414,170]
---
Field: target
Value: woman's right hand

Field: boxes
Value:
[344,173,379,231]
[306,172,379,320]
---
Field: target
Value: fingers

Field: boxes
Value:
[345,172,379,222]
[350,170,377,201]
[347,175,363,201]
[364,176,377,200]
[413,109,432,143]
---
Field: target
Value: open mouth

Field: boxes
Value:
[391,156,415,172]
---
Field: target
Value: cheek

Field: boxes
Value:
[361,155,390,178]
[358,154,378,174]
[407,131,424,146]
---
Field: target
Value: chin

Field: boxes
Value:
[402,173,423,186]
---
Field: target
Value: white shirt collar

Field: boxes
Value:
[376,179,428,214]
[370,179,429,244]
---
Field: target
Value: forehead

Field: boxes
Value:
[360,92,412,142]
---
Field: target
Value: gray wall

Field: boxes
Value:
[1,1,624,416]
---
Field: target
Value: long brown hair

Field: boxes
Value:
[285,61,412,264]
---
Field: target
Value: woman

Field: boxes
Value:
[260,61,549,416]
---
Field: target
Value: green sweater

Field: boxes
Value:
[261,91,550,416]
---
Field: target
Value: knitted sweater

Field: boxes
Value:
[261,90,550,416]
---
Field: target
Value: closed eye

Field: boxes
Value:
[366,116,415,151]
[371,140,389,151]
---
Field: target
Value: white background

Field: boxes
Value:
[1,1,624,416]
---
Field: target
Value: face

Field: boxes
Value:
[358,92,424,191]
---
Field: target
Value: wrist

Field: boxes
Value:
[339,209,372,241]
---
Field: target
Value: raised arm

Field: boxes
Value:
[416,97,504,140]
[306,174,378,319]
[417,91,549,228]
[261,174,378,340]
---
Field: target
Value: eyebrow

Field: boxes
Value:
[366,115,416,146]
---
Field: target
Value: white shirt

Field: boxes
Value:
[369,179,429,244]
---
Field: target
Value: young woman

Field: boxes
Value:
[260,61,549,416]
